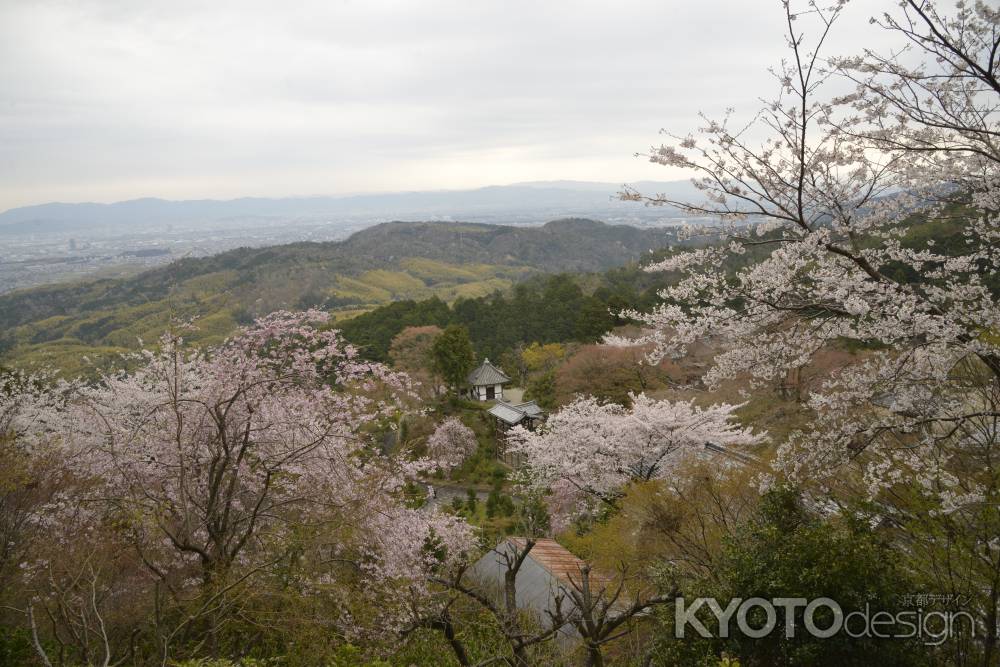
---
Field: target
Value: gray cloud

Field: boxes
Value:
[0,0,891,210]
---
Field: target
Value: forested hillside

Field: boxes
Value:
[337,268,667,363]
[0,218,678,373]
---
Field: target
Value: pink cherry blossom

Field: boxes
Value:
[425,417,477,471]
[508,393,764,525]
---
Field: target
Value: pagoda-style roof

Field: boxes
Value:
[467,358,511,386]
[488,400,543,426]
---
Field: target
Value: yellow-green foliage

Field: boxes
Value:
[560,466,760,581]
[11,306,239,378]
[1,255,539,376]
[401,258,532,283]
[358,269,427,296]
[329,275,393,303]
[400,257,483,282]
[178,270,239,296]
[329,265,526,308]
[187,309,239,346]
[330,308,374,322]
[435,278,513,301]
[13,315,75,345]
[11,340,131,377]
[521,342,566,372]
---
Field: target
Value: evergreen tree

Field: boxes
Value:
[431,325,476,395]
[524,369,557,410]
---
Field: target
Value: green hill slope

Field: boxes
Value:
[0,219,678,373]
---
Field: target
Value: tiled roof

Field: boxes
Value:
[467,358,511,386]
[509,537,608,589]
[488,402,526,425]
[488,400,544,425]
[468,537,620,634]
[514,401,544,417]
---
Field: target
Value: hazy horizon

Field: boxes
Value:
[0,178,688,213]
[0,0,891,212]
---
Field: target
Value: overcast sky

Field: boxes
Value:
[0,0,891,211]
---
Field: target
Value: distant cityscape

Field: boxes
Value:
[0,218,365,293]
[0,181,707,293]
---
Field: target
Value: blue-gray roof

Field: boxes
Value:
[467,358,511,386]
[488,400,544,425]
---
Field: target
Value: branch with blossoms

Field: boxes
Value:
[508,394,764,531]
[425,417,478,472]
[0,310,480,660]
[614,1,1000,499]
[831,0,1000,167]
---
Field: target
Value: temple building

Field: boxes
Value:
[489,399,545,467]
[466,358,511,401]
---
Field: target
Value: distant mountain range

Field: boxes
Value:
[0,180,702,235]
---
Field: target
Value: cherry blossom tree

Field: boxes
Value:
[0,369,77,452]
[0,370,91,615]
[0,371,150,666]
[65,311,413,589]
[425,417,478,471]
[617,1,999,659]
[508,394,764,526]
[833,1,1000,197]
[331,502,477,639]
[2,311,478,663]
[614,0,999,493]
[0,371,58,585]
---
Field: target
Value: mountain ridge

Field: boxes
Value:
[0,218,678,374]
[0,181,699,233]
